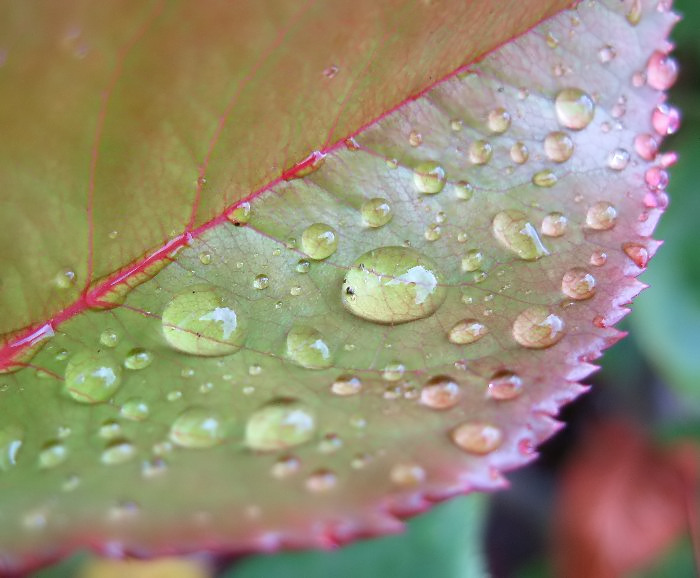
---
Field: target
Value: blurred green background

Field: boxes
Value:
[37,0,700,576]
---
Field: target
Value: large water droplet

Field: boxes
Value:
[586,202,617,230]
[492,210,549,260]
[646,50,678,90]
[413,161,446,194]
[561,268,596,300]
[227,202,251,226]
[301,223,338,260]
[420,375,461,410]
[361,198,393,228]
[341,246,447,324]
[512,306,565,349]
[245,399,316,452]
[448,319,488,345]
[451,422,503,454]
[544,131,574,163]
[161,286,246,356]
[554,88,595,130]
[170,407,224,448]
[286,325,332,369]
[64,350,122,404]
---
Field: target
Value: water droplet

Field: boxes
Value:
[249,364,262,376]
[586,202,617,230]
[420,375,461,409]
[634,133,659,160]
[39,441,68,468]
[413,161,446,194]
[331,374,362,396]
[510,142,529,164]
[0,426,23,470]
[544,131,574,163]
[541,212,568,237]
[626,0,642,25]
[607,148,630,171]
[622,242,649,268]
[323,64,339,78]
[53,268,77,290]
[545,30,559,49]
[318,433,343,454]
[161,286,246,356]
[512,306,565,349]
[120,398,150,421]
[652,104,680,135]
[455,181,474,200]
[300,223,338,260]
[424,223,442,241]
[99,329,120,348]
[98,419,122,439]
[286,325,332,369]
[295,259,311,273]
[468,140,493,165]
[451,422,503,454]
[646,50,678,90]
[142,457,168,479]
[253,273,269,290]
[123,347,153,370]
[390,462,426,486]
[306,469,337,492]
[562,268,596,300]
[554,88,595,130]
[590,250,608,267]
[488,371,523,400]
[632,70,647,87]
[289,285,302,296]
[598,44,616,64]
[409,130,422,147]
[342,246,447,324]
[245,399,316,451]
[198,252,212,265]
[361,198,393,228]
[101,440,136,465]
[532,169,558,188]
[271,455,300,478]
[382,361,405,382]
[645,166,669,192]
[227,202,251,226]
[492,210,549,261]
[450,119,463,132]
[447,319,488,345]
[64,350,122,404]
[169,407,224,448]
[487,108,511,133]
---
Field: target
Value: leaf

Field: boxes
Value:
[0,0,569,335]
[0,0,678,572]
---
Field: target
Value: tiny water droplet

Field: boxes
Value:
[510,142,529,164]
[286,325,332,369]
[64,350,122,404]
[305,469,337,492]
[468,140,493,165]
[420,375,461,409]
[245,399,316,451]
[532,169,558,188]
[170,407,224,448]
[646,50,678,90]
[120,398,150,421]
[382,361,405,382]
[98,419,122,439]
[598,44,616,64]
[413,161,446,194]
[645,166,669,192]
[198,252,212,265]
[622,242,649,268]
[554,88,595,130]
[590,250,608,267]
[331,374,362,396]
[451,422,503,454]
[301,223,338,260]
[123,347,153,370]
[271,455,300,478]
[627,0,642,25]
[455,181,474,200]
[289,285,303,296]
[323,64,339,78]
[99,329,120,348]
[0,426,23,470]
[544,131,574,163]
[545,30,559,49]
[409,130,422,147]
[342,246,446,324]
[161,286,246,356]
[424,223,442,241]
[448,319,488,345]
[634,133,659,160]
[53,269,77,290]
[39,441,68,469]
[586,202,617,230]
[562,268,596,300]
[652,104,680,135]
[227,202,251,226]
[450,118,463,131]
[488,371,523,400]
[295,259,311,273]
[607,148,630,171]
[253,273,269,290]
[487,108,511,133]
[512,306,565,349]
[390,462,426,486]
[318,433,343,454]
[361,198,393,228]
[541,212,568,237]
[492,210,549,260]
[101,440,136,465]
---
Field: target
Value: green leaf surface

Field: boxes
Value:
[0,0,677,572]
